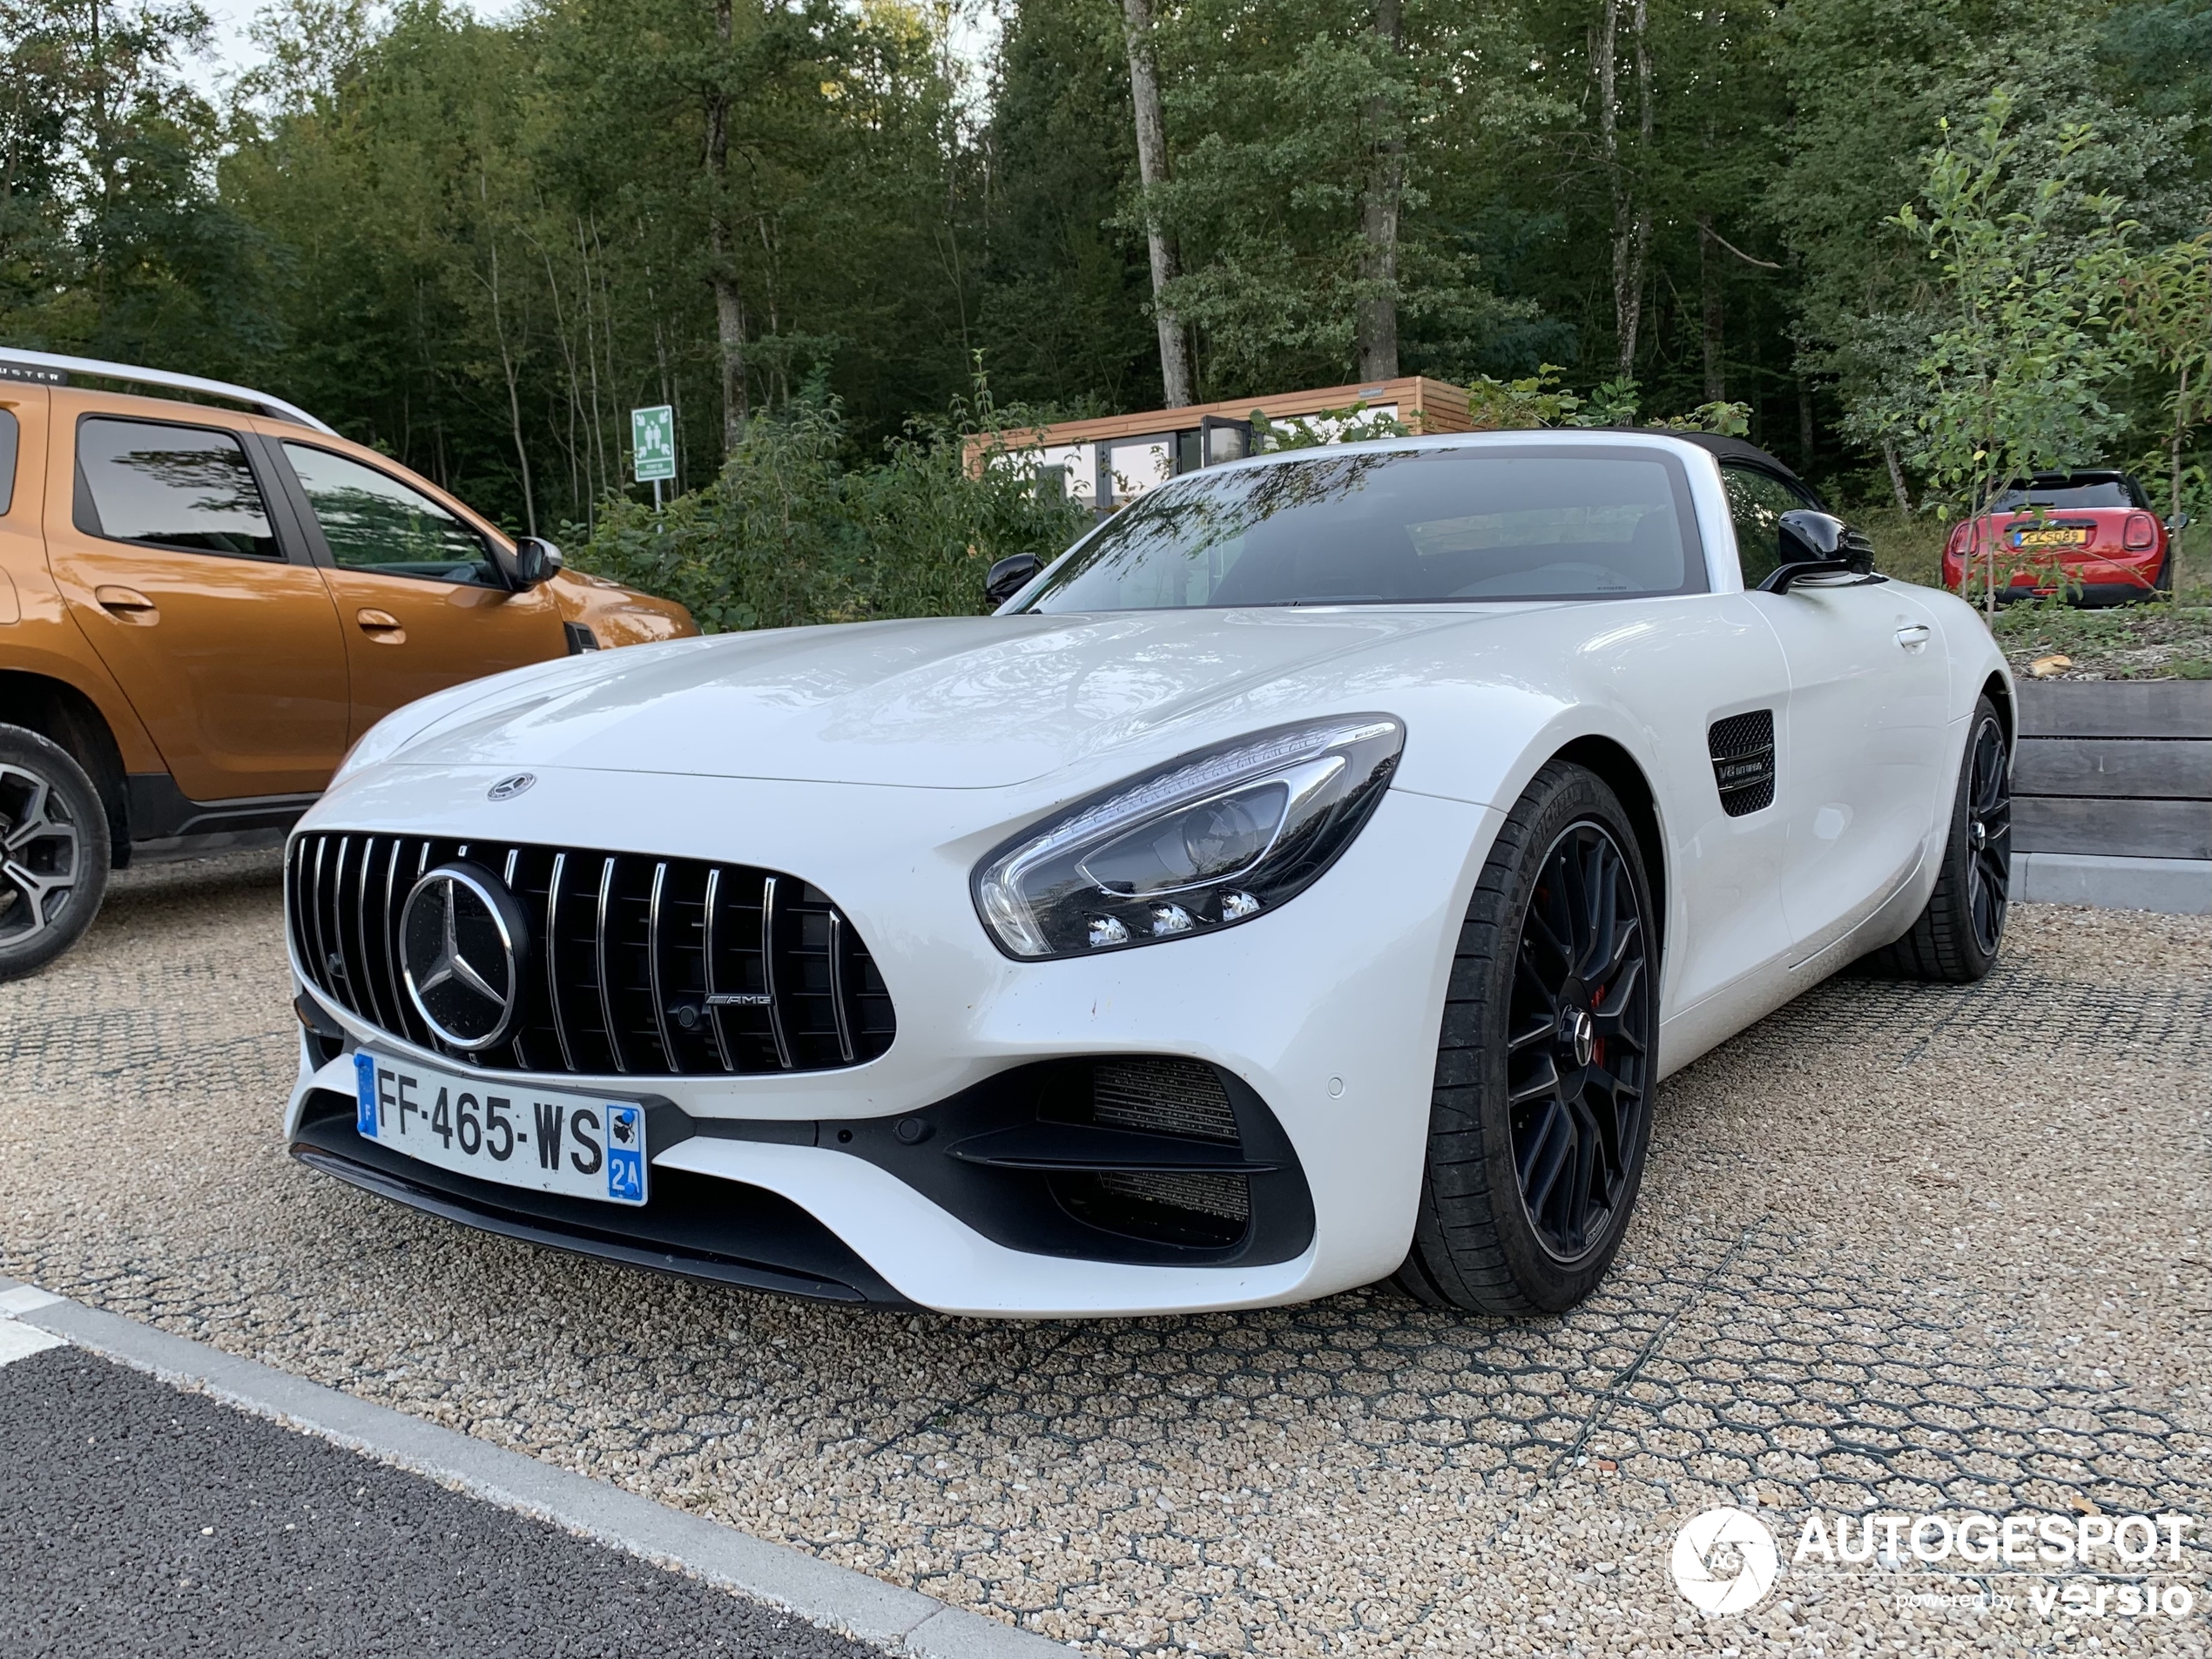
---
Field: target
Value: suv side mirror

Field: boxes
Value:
[497,536,563,590]
[984,552,1042,609]
[1761,509,1876,593]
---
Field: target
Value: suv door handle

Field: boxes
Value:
[1894,624,1932,651]
[94,584,158,622]
[355,608,408,644]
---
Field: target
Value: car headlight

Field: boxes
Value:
[973,714,1404,960]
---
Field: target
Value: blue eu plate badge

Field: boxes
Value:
[604,1103,645,1204]
[354,1051,377,1136]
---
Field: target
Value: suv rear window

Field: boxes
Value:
[76,418,279,558]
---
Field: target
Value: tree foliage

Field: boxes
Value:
[0,0,2202,587]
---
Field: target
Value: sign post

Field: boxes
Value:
[631,404,676,509]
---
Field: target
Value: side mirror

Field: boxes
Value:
[1761,509,1876,592]
[2168,513,2193,533]
[984,552,1042,609]
[497,536,563,590]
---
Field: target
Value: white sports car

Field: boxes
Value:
[282,429,2014,1318]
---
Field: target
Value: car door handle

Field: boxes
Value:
[1894,624,1932,651]
[93,584,158,622]
[355,608,408,644]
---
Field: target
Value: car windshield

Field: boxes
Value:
[1989,476,2140,511]
[1018,445,1707,611]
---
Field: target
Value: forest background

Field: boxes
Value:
[1,0,2206,632]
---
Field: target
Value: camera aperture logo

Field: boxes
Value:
[1672,1507,1782,1614]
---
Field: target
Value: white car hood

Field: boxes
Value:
[381,608,1534,789]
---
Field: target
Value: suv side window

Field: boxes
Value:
[76,418,280,559]
[1719,462,1815,588]
[283,443,500,588]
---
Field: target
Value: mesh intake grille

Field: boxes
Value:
[287,832,894,1077]
[1092,1057,1239,1143]
[1707,710,1777,817]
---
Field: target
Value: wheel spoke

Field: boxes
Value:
[1516,1097,1575,1220]
[1508,1053,1561,1107]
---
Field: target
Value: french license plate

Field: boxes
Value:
[353,1051,648,1206]
[2011,526,2088,549]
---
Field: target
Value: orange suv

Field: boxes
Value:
[0,352,696,980]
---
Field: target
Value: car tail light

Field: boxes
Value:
[2123,512,2156,551]
[1946,522,1972,558]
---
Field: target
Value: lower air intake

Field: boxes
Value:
[1055,1058,1252,1248]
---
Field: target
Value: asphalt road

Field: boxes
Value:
[0,1339,881,1659]
[3,850,2209,1656]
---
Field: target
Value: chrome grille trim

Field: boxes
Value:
[701,867,735,1071]
[761,873,792,1071]
[287,832,895,1078]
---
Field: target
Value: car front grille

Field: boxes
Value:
[288,832,894,1076]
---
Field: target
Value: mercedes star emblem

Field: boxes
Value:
[399,863,529,1050]
[487,772,536,801]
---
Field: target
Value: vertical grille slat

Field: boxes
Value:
[647,860,683,1076]
[701,867,737,1071]
[545,851,578,1071]
[287,833,891,1078]
[760,874,794,1071]
[595,855,628,1074]
[826,912,856,1065]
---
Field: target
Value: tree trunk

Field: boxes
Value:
[1696,215,1724,403]
[1597,0,1651,381]
[705,0,748,452]
[1797,377,1815,463]
[2174,363,2189,523]
[1882,438,1911,514]
[1120,0,1193,407]
[1355,0,1404,383]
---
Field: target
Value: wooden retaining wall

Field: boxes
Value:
[2013,680,2212,862]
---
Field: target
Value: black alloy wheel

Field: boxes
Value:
[1860,695,2010,983]
[1962,712,2011,958]
[1507,821,1653,1264]
[0,724,111,982]
[1397,761,1658,1316]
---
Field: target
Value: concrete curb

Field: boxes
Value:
[0,1278,1063,1659]
[2009,851,2212,915]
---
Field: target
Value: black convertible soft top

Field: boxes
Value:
[1661,431,1810,486]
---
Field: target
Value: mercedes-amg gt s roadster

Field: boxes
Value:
[281,429,2014,1318]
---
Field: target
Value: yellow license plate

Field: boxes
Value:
[2012,527,2088,549]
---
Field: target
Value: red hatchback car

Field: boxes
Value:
[1938,471,2176,605]
[1942,470,2176,604]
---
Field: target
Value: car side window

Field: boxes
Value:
[0,408,18,516]
[76,417,280,559]
[1719,463,1814,588]
[283,443,500,588]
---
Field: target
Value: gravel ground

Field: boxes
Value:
[3,849,2209,1656]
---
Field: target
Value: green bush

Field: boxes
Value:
[569,388,1089,633]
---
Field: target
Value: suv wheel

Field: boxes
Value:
[0,724,111,981]
[1395,761,1658,1316]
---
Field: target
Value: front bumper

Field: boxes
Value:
[284,770,1497,1317]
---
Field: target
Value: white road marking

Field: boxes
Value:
[0,1318,66,1367]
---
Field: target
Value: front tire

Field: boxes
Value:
[1395,762,1657,1316]
[0,724,111,982]
[1860,696,2010,982]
